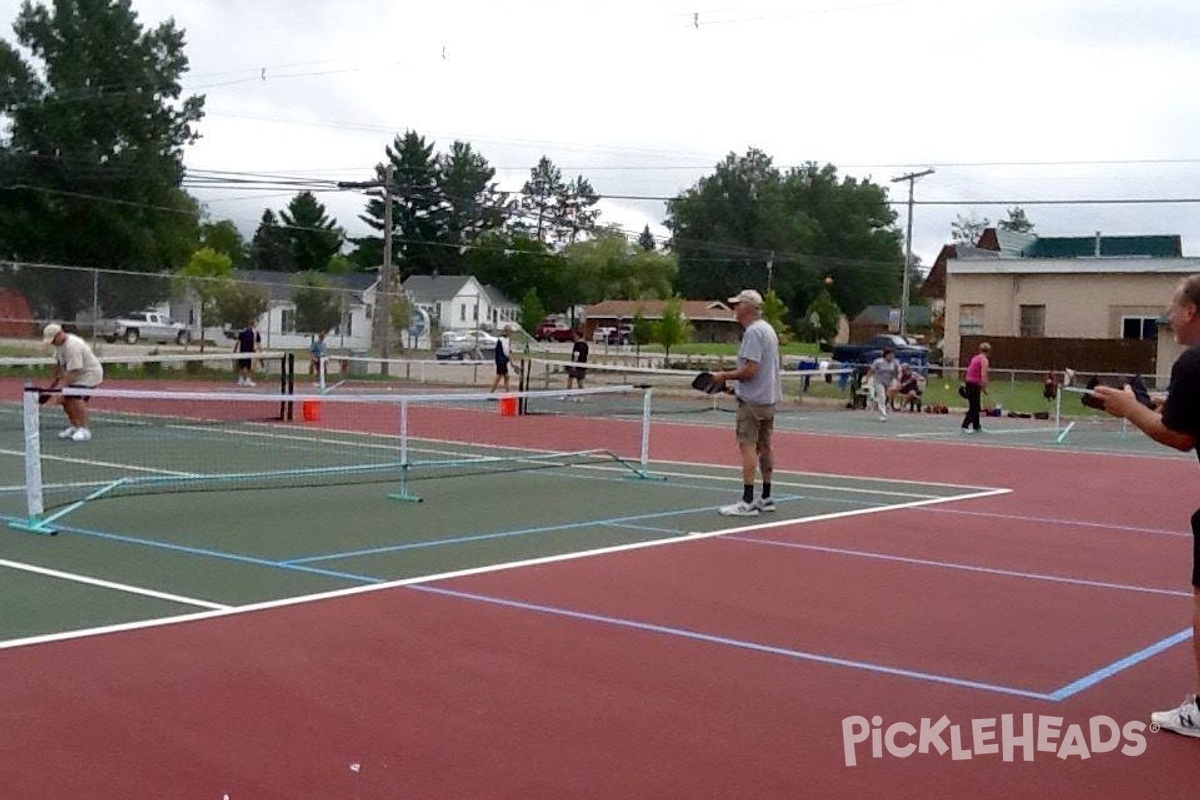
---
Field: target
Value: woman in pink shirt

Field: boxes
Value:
[961,342,990,433]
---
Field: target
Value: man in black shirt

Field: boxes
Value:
[234,321,261,387]
[566,329,589,391]
[1095,274,1200,739]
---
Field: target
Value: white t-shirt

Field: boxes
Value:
[55,333,104,387]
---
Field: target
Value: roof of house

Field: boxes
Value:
[947,256,1200,275]
[584,299,736,322]
[480,284,515,307]
[851,304,933,327]
[401,274,477,302]
[977,228,1182,259]
[234,270,376,302]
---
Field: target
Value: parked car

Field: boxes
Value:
[831,334,929,368]
[96,310,190,345]
[436,329,497,360]
[592,326,615,344]
[534,318,576,342]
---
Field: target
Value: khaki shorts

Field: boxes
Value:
[735,401,776,447]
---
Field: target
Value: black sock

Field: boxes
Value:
[742,484,754,504]
[761,483,771,500]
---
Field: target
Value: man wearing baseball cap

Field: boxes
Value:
[711,289,782,516]
[42,323,104,442]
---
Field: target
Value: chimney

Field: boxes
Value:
[1094,231,1102,257]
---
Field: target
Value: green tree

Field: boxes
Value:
[357,131,444,279]
[761,289,793,343]
[200,220,247,268]
[213,282,270,330]
[463,231,571,314]
[280,192,344,272]
[805,286,841,344]
[0,0,205,317]
[637,225,657,252]
[176,247,233,352]
[518,288,546,336]
[437,141,510,271]
[631,310,653,352]
[666,151,902,320]
[553,174,600,246]
[249,209,293,271]
[653,296,693,361]
[291,272,341,336]
[516,156,565,245]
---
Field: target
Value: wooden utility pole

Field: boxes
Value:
[890,169,934,336]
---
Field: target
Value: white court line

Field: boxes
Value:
[0,478,1009,652]
[0,448,197,477]
[0,558,228,615]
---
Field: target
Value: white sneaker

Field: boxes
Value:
[57,426,77,439]
[245,379,256,387]
[754,497,777,513]
[69,428,92,442]
[878,414,888,422]
[718,500,759,517]
[1151,695,1200,738]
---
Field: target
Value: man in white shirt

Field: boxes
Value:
[42,323,104,442]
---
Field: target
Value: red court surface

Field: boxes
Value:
[3,419,1200,798]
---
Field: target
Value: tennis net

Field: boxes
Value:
[10,382,657,534]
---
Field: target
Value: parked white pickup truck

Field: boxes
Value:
[97,310,190,345]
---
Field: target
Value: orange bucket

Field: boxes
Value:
[301,400,321,422]
[498,395,517,417]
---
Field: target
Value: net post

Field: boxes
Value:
[387,398,421,502]
[9,386,55,535]
[317,355,326,391]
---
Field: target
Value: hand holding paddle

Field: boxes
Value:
[692,371,729,395]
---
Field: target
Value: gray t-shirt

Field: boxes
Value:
[870,356,899,386]
[735,318,781,405]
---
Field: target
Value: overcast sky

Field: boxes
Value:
[4,0,1200,271]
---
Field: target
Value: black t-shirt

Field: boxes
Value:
[1162,345,1200,461]
[571,340,589,365]
[236,327,260,353]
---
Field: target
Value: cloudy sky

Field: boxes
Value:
[4,0,1200,269]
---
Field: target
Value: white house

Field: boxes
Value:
[401,274,517,333]
[172,270,376,351]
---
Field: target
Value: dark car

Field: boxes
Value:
[831,334,929,368]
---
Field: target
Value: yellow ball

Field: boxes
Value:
[943,383,950,390]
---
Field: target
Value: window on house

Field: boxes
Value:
[1121,316,1157,340]
[281,308,296,334]
[473,304,479,321]
[1019,305,1045,337]
[959,304,984,336]
[460,304,466,322]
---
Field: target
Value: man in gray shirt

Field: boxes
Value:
[867,348,900,421]
[713,289,782,516]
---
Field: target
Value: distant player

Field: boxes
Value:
[234,320,261,387]
[42,323,104,442]
[566,329,589,391]
[490,325,517,393]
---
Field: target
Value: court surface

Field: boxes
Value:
[2,379,1199,799]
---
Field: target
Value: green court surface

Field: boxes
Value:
[0,402,997,645]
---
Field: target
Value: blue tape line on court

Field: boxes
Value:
[408,584,1056,702]
[1048,627,1195,701]
[281,503,729,565]
[50,523,384,584]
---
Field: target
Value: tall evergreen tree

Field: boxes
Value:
[0,0,205,317]
[637,225,657,252]
[436,141,510,272]
[249,209,293,271]
[280,191,344,272]
[516,156,565,245]
[553,174,600,246]
[357,131,444,279]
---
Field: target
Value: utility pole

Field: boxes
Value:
[338,166,396,375]
[766,251,775,294]
[890,168,934,337]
